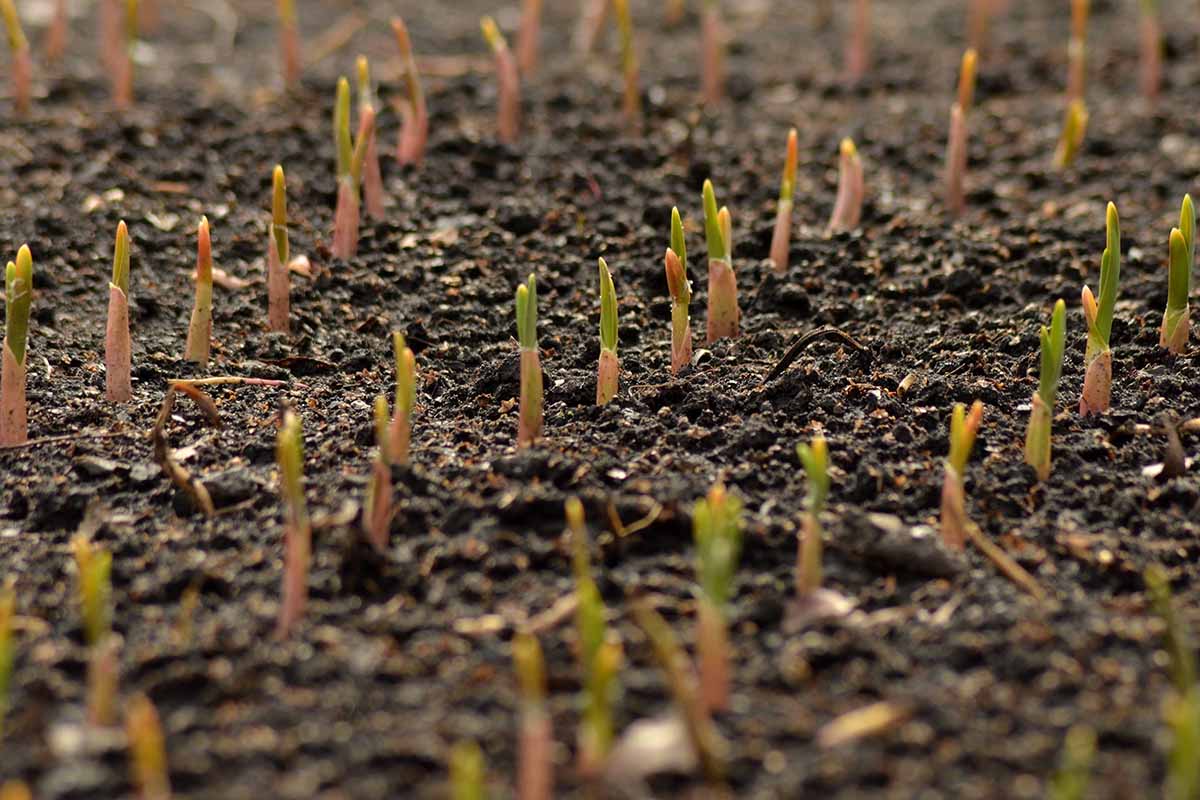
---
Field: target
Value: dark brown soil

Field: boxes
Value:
[3,0,1200,797]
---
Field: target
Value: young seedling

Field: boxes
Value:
[277,0,300,88]
[0,581,13,737]
[363,395,393,553]
[770,129,799,272]
[513,631,552,800]
[665,207,693,374]
[703,180,739,342]
[1139,0,1161,102]
[517,0,543,76]
[1054,99,1088,171]
[567,499,622,777]
[267,165,290,333]
[73,536,113,649]
[613,0,641,134]
[1080,202,1120,415]
[0,0,31,115]
[596,258,619,405]
[796,437,829,595]
[74,535,117,726]
[275,410,311,639]
[184,217,213,367]
[844,0,870,86]
[482,17,521,145]
[1048,726,1096,800]
[332,76,375,260]
[944,49,978,217]
[1146,565,1200,800]
[389,332,417,464]
[356,55,385,220]
[692,483,742,713]
[1161,195,1194,355]
[2,245,32,446]
[828,138,864,232]
[631,599,725,783]
[46,0,68,64]
[940,401,984,550]
[516,274,543,447]
[1055,0,1088,169]
[106,221,133,403]
[1024,299,1067,481]
[700,0,724,107]
[126,694,171,800]
[391,17,428,166]
[449,740,485,800]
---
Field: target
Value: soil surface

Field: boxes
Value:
[3,0,1200,797]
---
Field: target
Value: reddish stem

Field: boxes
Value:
[105,286,132,403]
[495,46,521,144]
[267,231,289,334]
[700,4,724,107]
[944,104,968,216]
[697,598,730,713]
[705,259,739,343]
[0,342,27,446]
[45,0,68,64]
[362,125,385,220]
[596,349,618,405]
[332,178,360,260]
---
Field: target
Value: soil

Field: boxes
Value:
[3,0,1200,798]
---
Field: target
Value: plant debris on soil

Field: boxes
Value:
[3,0,1200,798]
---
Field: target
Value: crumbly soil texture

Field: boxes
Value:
[3,1,1200,798]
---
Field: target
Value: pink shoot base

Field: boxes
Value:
[1079,350,1112,416]
[281,23,301,87]
[496,48,521,145]
[397,101,428,166]
[275,520,310,639]
[769,200,793,272]
[0,342,27,446]
[706,259,739,343]
[944,104,967,216]
[939,467,967,551]
[332,179,360,260]
[363,128,385,220]
[13,48,31,116]
[697,598,730,713]
[828,153,864,232]
[701,5,724,107]
[365,460,393,553]
[596,349,618,406]
[105,285,132,403]
[518,348,543,447]
[267,233,290,334]
[518,710,553,800]
[388,410,411,466]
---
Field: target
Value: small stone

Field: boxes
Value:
[129,462,159,487]
[73,455,122,478]
[205,469,261,508]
